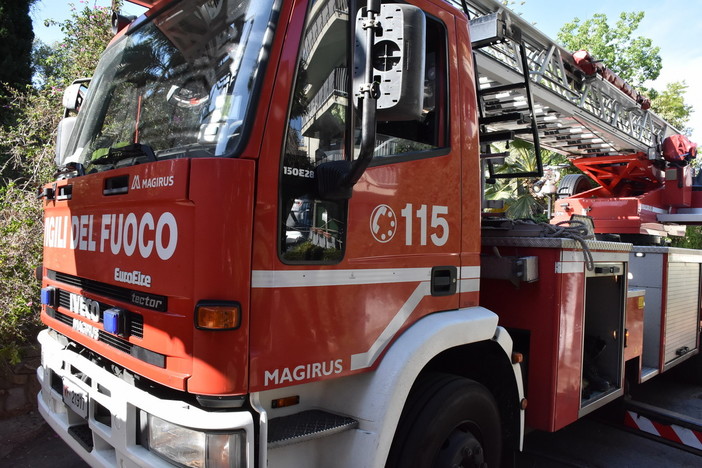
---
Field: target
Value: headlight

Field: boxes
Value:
[143,413,246,468]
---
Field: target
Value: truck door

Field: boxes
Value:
[250,0,464,391]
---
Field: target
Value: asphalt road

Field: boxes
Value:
[0,411,87,468]
[518,416,701,467]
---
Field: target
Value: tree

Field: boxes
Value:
[557,12,661,88]
[35,2,119,88]
[648,81,694,133]
[0,0,37,89]
[557,11,693,132]
[485,140,570,220]
[0,0,38,127]
[0,3,115,363]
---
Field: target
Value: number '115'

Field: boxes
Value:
[400,204,449,246]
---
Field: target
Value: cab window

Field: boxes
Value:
[279,0,350,263]
[371,15,448,159]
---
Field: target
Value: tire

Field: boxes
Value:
[386,373,502,468]
[557,173,591,199]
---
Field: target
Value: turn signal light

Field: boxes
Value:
[195,302,241,331]
[271,395,300,409]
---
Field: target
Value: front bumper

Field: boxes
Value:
[37,329,255,467]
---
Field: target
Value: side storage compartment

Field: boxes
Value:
[664,261,701,369]
[629,247,702,379]
[581,266,626,411]
[480,236,630,432]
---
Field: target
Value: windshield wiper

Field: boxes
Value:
[90,143,157,166]
[155,143,215,160]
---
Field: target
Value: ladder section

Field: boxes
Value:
[472,12,544,179]
[458,0,680,159]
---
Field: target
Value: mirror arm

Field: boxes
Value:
[316,0,379,200]
[345,94,377,186]
[54,162,86,179]
[345,0,380,187]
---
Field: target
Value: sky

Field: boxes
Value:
[31,0,702,143]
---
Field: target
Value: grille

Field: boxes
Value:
[47,308,165,368]
[56,289,144,338]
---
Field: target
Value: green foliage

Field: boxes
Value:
[500,1,525,8]
[670,226,702,249]
[0,86,61,183]
[557,12,661,87]
[557,11,693,133]
[0,87,60,363]
[0,182,44,364]
[648,81,694,133]
[0,0,38,126]
[0,3,115,363]
[35,2,116,88]
[484,140,568,220]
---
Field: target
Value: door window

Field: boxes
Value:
[279,0,350,262]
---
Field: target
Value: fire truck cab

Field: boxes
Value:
[36,0,699,467]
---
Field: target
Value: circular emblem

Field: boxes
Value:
[370,204,397,243]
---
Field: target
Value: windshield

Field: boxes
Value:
[64,0,277,172]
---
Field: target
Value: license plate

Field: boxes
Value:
[63,379,89,419]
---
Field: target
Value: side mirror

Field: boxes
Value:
[354,4,426,121]
[111,11,136,35]
[62,83,86,113]
[55,116,77,166]
[56,79,90,166]
[317,2,426,201]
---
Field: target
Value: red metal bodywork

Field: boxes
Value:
[248,0,480,391]
[125,0,162,7]
[572,153,663,197]
[553,187,670,235]
[481,246,585,431]
[553,150,702,236]
[480,239,629,432]
[42,159,256,395]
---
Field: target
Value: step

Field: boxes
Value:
[480,151,510,160]
[68,424,93,452]
[268,409,358,448]
[480,112,526,126]
[479,130,515,143]
[478,82,526,96]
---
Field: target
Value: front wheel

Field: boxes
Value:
[386,373,502,468]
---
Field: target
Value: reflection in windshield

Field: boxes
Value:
[64,0,277,172]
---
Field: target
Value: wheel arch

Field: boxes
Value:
[312,307,524,467]
[417,333,524,462]
[254,307,525,468]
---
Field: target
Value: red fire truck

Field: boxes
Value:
[36,0,700,466]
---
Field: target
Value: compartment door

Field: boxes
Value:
[664,262,701,365]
